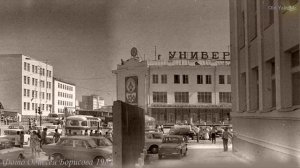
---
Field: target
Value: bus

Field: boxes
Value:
[65,115,101,135]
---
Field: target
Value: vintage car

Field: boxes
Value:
[90,136,113,148]
[169,125,197,141]
[158,135,188,159]
[2,129,30,145]
[0,138,25,163]
[144,132,163,154]
[43,136,112,165]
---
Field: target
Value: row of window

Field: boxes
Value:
[58,100,73,106]
[152,74,231,84]
[153,92,232,103]
[23,76,52,89]
[23,102,52,111]
[58,83,74,91]
[23,89,52,100]
[24,62,52,77]
[58,92,74,99]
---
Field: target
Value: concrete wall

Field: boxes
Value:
[113,101,145,168]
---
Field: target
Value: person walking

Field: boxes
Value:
[84,129,89,136]
[41,128,47,146]
[53,129,61,143]
[222,127,232,152]
[211,126,217,144]
[20,131,25,148]
[30,131,41,158]
[15,131,21,147]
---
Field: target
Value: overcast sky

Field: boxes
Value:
[0,0,229,105]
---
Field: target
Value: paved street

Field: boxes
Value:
[144,139,251,168]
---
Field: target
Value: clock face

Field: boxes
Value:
[131,47,138,57]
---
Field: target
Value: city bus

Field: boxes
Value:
[65,115,101,135]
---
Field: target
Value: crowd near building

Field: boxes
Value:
[113,49,232,126]
[0,54,76,121]
[230,0,299,164]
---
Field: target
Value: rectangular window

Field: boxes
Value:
[206,75,212,84]
[227,75,231,84]
[27,63,30,72]
[24,102,26,110]
[197,92,212,103]
[24,89,26,96]
[24,76,26,84]
[291,49,300,105]
[219,92,232,103]
[27,77,30,85]
[248,0,257,41]
[24,62,26,71]
[32,90,35,98]
[32,65,34,73]
[197,75,203,84]
[27,102,30,110]
[219,75,225,84]
[27,89,30,97]
[183,75,189,84]
[174,75,180,84]
[153,92,167,103]
[175,92,189,103]
[161,75,167,84]
[152,74,158,84]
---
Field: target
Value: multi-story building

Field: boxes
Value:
[113,51,232,125]
[230,0,299,164]
[53,78,76,115]
[0,54,53,120]
[80,95,105,110]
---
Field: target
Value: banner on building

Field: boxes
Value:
[125,76,138,105]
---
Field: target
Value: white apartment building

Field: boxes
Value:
[0,54,53,120]
[113,51,232,125]
[80,95,105,110]
[53,78,76,115]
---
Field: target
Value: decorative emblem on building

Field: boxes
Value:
[125,76,138,104]
[131,47,138,58]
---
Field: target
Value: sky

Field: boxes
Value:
[0,0,229,105]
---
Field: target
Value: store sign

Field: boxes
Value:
[125,76,138,105]
[169,51,230,61]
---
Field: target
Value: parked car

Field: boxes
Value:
[145,132,163,154]
[43,136,112,165]
[2,129,30,145]
[158,135,188,159]
[0,138,25,163]
[169,125,196,141]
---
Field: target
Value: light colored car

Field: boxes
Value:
[0,138,25,162]
[145,132,163,154]
[43,136,112,165]
[90,136,113,147]
[158,135,188,159]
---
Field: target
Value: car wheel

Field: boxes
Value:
[150,146,158,154]
[93,156,106,166]
[52,153,64,161]
[158,154,162,160]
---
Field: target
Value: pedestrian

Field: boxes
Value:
[84,129,89,136]
[15,131,21,147]
[41,128,47,146]
[20,131,25,148]
[90,130,94,136]
[160,125,164,134]
[222,127,232,152]
[211,126,217,144]
[37,130,42,148]
[30,131,41,158]
[53,129,61,143]
[94,130,99,136]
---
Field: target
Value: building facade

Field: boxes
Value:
[0,54,53,120]
[230,0,299,164]
[113,54,232,125]
[80,95,105,110]
[53,78,76,115]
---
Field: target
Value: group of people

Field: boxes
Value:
[1,116,18,125]
[196,126,232,152]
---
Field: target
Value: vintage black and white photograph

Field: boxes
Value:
[0,0,299,168]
